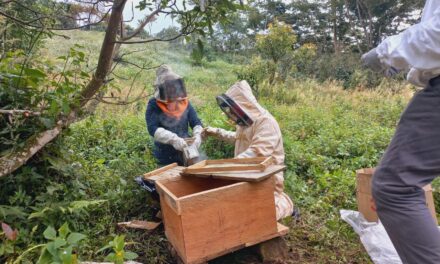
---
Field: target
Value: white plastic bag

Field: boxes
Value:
[340,210,402,264]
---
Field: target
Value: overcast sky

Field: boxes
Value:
[123,0,177,34]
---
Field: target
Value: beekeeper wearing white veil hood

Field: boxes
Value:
[362,1,440,263]
[204,80,295,220]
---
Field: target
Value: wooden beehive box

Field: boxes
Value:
[154,165,287,264]
[356,168,437,223]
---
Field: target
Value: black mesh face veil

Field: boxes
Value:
[216,94,253,126]
[157,79,187,102]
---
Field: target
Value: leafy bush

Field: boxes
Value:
[190,39,205,66]
[0,46,89,153]
[235,56,275,95]
[256,20,297,65]
[98,235,138,264]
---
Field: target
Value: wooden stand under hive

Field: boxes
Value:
[143,159,289,264]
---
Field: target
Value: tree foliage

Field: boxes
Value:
[0,0,244,178]
[256,21,297,64]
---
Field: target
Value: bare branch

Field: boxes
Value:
[95,93,152,105]
[110,71,129,80]
[0,122,63,178]
[0,109,41,116]
[115,59,160,71]
[121,7,161,41]
[0,9,111,31]
[114,31,190,44]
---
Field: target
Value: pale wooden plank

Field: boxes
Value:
[144,163,177,178]
[184,157,273,174]
[178,177,277,263]
[159,190,187,261]
[182,165,286,182]
[206,157,268,164]
[156,180,182,215]
[172,223,289,264]
[143,164,184,182]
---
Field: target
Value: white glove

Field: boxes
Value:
[154,128,188,151]
[203,126,236,143]
[361,48,383,72]
[361,48,400,77]
[192,125,203,149]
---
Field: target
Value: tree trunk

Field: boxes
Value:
[78,0,127,108]
[331,1,340,54]
[0,0,127,178]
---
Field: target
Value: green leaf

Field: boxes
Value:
[29,207,52,219]
[61,100,70,114]
[124,251,138,260]
[39,117,55,129]
[104,252,116,262]
[37,248,53,264]
[67,232,86,245]
[59,245,73,263]
[46,242,57,257]
[58,223,70,239]
[96,244,112,254]
[115,235,125,251]
[24,68,46,78]
[43,226,57,240]
[0,205,27,219]
[80,71,89,78]
[68,200,106,212]
[95,158,105,165]
[53,238,67,249]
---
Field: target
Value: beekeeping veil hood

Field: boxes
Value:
[217,80,266,126]
[154,65,187,102]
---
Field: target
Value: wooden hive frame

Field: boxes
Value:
[183,157,273,174]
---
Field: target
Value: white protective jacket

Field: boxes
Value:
[376,0,440,87]
[214,80,294,220]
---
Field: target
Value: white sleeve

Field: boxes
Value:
[376,5,440,71]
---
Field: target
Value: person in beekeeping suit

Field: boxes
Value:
[362,1,440,263]
[145,65,203,166]
[204,80,296,220]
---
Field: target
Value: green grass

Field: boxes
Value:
[1,30,421,263]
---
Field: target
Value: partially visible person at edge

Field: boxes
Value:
[146,65,203,166]
[203,80,296,220]
[362,1,440,263]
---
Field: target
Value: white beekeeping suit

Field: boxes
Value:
[375,0,440,87]
[206,80,294,220]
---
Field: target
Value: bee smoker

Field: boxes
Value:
[183,138,200,166]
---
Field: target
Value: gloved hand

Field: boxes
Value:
[362,48,401,77]
[203,126,236,143]
[154,127,188,151]
[361,48,384,72]
[171,137,188,151]
[203,126,219,138]
[192,125,203,149]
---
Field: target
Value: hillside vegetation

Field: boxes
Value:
[1,30,423,263]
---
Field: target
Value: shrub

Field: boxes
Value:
[235,56,275,95]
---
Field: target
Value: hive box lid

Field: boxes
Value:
[181,164,286,182]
